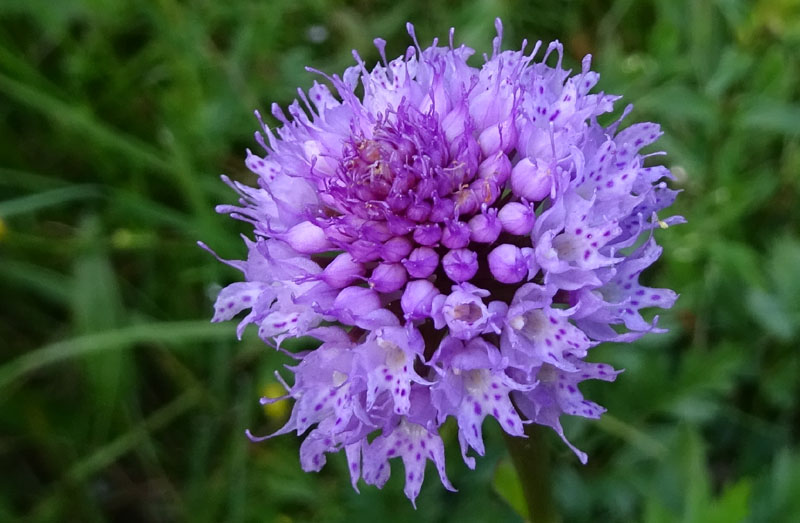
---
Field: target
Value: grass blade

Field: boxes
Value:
[0,321,233,390]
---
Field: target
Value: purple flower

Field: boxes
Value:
[207,19,682,505]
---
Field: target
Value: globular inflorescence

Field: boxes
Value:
[205,20,682,505]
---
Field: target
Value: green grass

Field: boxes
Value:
[1,0,799,521]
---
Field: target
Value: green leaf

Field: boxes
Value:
[736,98,800,136]
[746,236,800,340]
[65,388,202,483]
[747,289,795,340]
[703,479,751,523]
[0,321,234,390]
[0,185,101,218]
[705,46,753,97]
[492,458,528,520]
[636,84,717,128]
[0,72,170,174]
[71,216,126,440]
[677,425,711,522]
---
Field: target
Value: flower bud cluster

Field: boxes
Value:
[209,19,681,504]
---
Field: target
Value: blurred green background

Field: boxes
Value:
[1,0,799,521]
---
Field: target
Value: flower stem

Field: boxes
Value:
[504,424,559,523]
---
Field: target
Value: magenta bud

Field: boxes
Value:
[469,178,500,207]
[401,279,440,320]
[441,220,471,249]
[521,247,540,279]
[510,158,552,201]
[321,252,365,288]
[406,199,431,222]
[334,286,381,321]
[442,248,479,283]
[391,171,417,193]
[380,235,413,262]
[412,223,442,246]
[487,244,527,284]
[387,191,411,212]
[442,104,469,143]
[452,135,482,176]
[414,177,436,200]
[453,187,480,216]
[361,220,392,242]
[403,247,439,278]
[281,221,332,254]
[429,194,455,222]
[477,120,517,156]
[498,201,535,235]
[469,87,514,130]
[477,152,511,186]
[321,223,355,244]
[468,207,502,243]
[435,169,460,196]
[348,239,382,262]
[369,262,408,293]
[385,214,415,236]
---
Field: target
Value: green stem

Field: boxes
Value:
[504,424,559,523]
